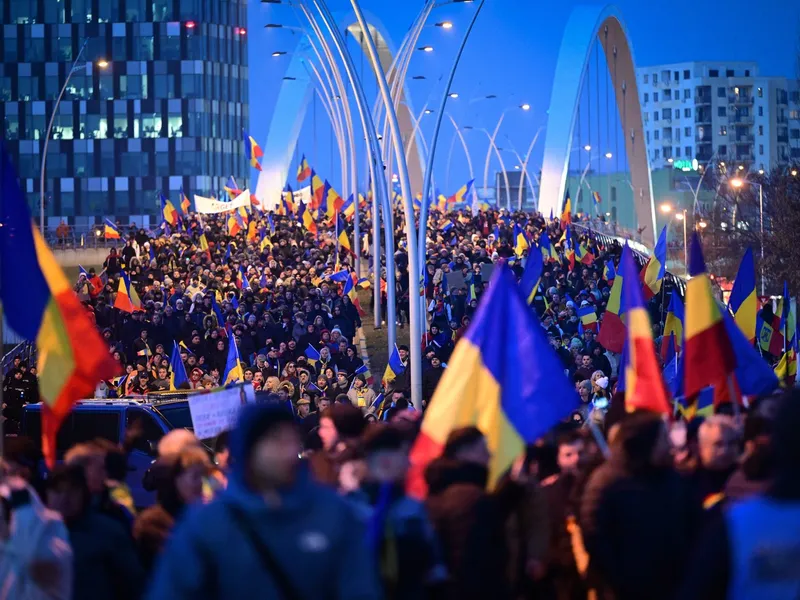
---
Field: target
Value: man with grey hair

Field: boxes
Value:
[690,415,740,515]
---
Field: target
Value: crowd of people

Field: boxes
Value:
[3,201,800,599]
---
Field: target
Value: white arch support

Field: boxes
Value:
[538,5,656,247]
[255,14,423,209]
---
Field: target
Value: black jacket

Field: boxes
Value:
[425,459,522,600]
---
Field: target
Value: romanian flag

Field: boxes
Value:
[224,176,241,200]
[597,245,630,353]
[775,348,797,387]
[343,272,365,316]
[113,271,142,313]
[322,181,344,222]
[604,259,616,282]
[222,337,244,384]
[161,194,179,227]
[407,266,579,498]
[641,225,667,300]
[564,227,576,270]
[728,248,757,343]
[198,233,210,258]
[539,232,557,262]
[170,341,189,390]
[246,220,258,242]
[103,219,120,240]
[577,241,595,265]
[382,345,406,386]
[180,186,191,214]
[436,191,448,213]
[310,170,325,209]
[0,148,119,467]
[447,179,474,204]
[297,154,312,182]
[243,130,264,171]
[683,233,737,400]
[519,249,543,304]
[561,191,572,227]
[513,224,529,257]
[282,186,296,216]
[341,194,355,221]
[577,305,599,332]
[619,249,671,415]
[661,292,685,362]
[297,201,317,236]
[336,214,351,254]
[592,190,602,205]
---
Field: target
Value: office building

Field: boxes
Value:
[636,61,800,173]
[0,0,249,227]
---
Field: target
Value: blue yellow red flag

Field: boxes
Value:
[539,232,557,262]
[577,305,599,332]
[1,147,120,467]
[603,259,616,282]
[641,225,667,300]
[180,186,191,214]
[683,233,737,400]
[519,249,543,304]
[160,194,178,226]
[103,219,121,240]
[224,176,240,200]
[619,248,671,415]
[447,179,474,204]
[407,265,579,498]
[170,341,189,390]
[297,154,312,182]
[660,292,685,362]
[728,248,757,343]
[597,245,630,354]
[513,224,529,257]
[243,130,264,171]
[561,191,572,226]
[222,337,244,384]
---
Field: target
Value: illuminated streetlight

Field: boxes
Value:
[605,212,611,217]
[449,92,459,99]
[272,51,287,57]
[520,103,531,111]
[605,152,613,159]
[185,20,196,29]
[96,59,109,68]
[698,221,708,229]
[667,157,674,163]
[758,169,765,175]
[719,161,726,167]
[675,212,685,221]
[583,144,591,151]
[435,21,453,29]
[424,109,433,114]
[660,203,673,214]
[514,165,520,170]
[792,169,798,177]
[730,177,744,188]
[738,164,745,171]
[419,46,434,52]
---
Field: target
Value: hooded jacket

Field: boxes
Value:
[145,404,381,600]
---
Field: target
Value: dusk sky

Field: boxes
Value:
[248,0,800,195]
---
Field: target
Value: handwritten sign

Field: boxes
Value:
[188,384,254,440]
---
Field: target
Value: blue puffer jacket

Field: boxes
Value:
[145,408,382,600]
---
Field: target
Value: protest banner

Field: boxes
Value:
[187,383,255,440]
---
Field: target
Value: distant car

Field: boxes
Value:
[21,399,192,507]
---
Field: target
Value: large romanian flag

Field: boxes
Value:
[641,225,667,300]
[243,130,264,171]
[297,201,317,236]
[597,245,630,353]
[447,179,474,204]
[407,265,579,499]
[518,249,543,304]
[660,292,684,362]
[683,233,736,400]
[728,247,757,343]
[296,154,312,182]
[160,194,179,226]
[619,248,671,415]
[103,219,120,240]
[310,170,325,209]
[0,147,120,467]
[560,191,572,227]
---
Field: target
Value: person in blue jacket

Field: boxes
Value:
[145,404,382,600]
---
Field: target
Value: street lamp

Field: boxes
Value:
[40,41,109,233]
[520,103,531,111]
[659,203,673,214]
[728,176,766,295]
[271,51,287,57]
[418,45,434,52]
[674,210,689,268]
[435,21,454,29]
[583,144,591,151]
[792,169,798,177]
[605,152,613,159]
[698,221,708,229]
[448,92,459,98]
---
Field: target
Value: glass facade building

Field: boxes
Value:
[0,0,249,227]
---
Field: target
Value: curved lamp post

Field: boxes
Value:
[350,0,423,409]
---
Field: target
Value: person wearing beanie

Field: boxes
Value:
[347,374,376,411]
[145,404,381,599]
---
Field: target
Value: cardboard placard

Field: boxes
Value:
[187,384,255,440]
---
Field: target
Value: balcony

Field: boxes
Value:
[695,94,712,105]
[696,149,714,161]
[733,134,754,144]
[778,134,789,143]
[735,153,755,161]
[695,113,712,124]
[728,94,754,105]
[777,116,789,124]
[730,115,754,125]
[696,133,712,142]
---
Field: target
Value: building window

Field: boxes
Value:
[654,111,659,121]
[757,87,763,97]
[759,125,764,135]
[674,71,679,82]
[709,69,719,77]
[791,129,800,140]
[643,74,649,84]
[759,144,764,155]
[717,87,726,98]
[758,106,763,116]
[718,145,727,155]
[664,89,672,101]
[644,93,649,103]
[684,108,691,118]
[684,88,691,99]
[745,70,750,77]
[726,69,734,77]
[653,73,658,84]
[685,146,692,157]
[684,127,691,136]
[654,130,660,140]
[675,147,682,157]
[718,107,727,117]
[683,69,690,80]
[654,149,660,159]
[719,126,727,136]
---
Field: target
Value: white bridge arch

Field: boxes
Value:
[538,5,656,247]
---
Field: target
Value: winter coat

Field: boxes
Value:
[145,444,380,600]
[425,458,523,600]
[0,485,72,600]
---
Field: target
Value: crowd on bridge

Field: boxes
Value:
[4,185,800,600]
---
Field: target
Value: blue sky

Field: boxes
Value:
[247,0,800,195]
